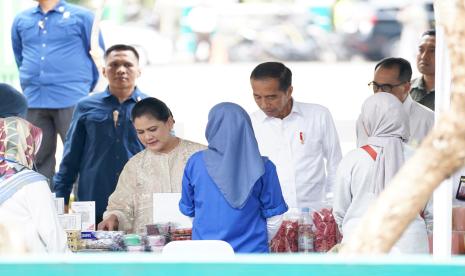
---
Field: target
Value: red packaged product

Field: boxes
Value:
[312,207,342,252]
[270,210,301,253]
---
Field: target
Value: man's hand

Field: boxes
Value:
[97,214,119,231]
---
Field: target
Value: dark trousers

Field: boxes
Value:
[27,107,74,187]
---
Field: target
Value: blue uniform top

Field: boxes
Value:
[11,0,105,108]
[53,88,147,221]
[179,151,288,253]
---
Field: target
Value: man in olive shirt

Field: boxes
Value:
[410,29,435,111]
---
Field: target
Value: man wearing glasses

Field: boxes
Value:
[356,57,434,147]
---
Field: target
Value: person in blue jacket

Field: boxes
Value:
[179,102,288,253]
[53,44,147,223]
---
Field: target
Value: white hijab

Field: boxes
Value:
[360,92,410,195]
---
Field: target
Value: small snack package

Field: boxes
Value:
[171,227,192,241]
[146,235,166,253]
[81,231,125,251]
[66,230,81,252]
[146,222,174,243]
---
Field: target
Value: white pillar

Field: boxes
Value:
[432,19,452,257]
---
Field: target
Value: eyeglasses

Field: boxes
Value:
[368,81,406,93]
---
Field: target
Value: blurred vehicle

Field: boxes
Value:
[224,9,345,62]
[100,20,174,65]
[228,24,321,62]
[228,23,347,62]
[338,0,434,61]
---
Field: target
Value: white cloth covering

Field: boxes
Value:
[251,100,342,209]
[0,176,69,253]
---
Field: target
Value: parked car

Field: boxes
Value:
[339,0,434,61]
[226,13,345,62]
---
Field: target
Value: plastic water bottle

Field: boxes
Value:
[298,207,314,252]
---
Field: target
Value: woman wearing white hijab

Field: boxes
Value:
[333,92,432,254]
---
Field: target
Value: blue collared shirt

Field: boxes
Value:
[11,0,105,108]
[53,87,147,221]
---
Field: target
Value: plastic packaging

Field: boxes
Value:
[171,227,192,241]
[126,245,145,252]
[312,208,338,252]
[453,206,465,231]
[124,234,142,246]
[146,223,175,243]
[147,235,166,247]
[80,231,125,251]
[66,230,81,252]
[270,208,300,253]
[149,245,164,253]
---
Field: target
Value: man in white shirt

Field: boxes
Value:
[357,57,434,147]
[249,62,342,209]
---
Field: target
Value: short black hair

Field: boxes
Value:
[422,29,435,37]
[104,44,139,61]
[374,57,412,82]
[250,62,292,91]
[131,97,172,122]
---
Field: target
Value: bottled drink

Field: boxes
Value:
[298,207,314,252]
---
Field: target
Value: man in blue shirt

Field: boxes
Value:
[53,44,147,223]
[11,0,104,183]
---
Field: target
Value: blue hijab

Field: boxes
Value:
[0,83,27,118]
[203,102,265,209]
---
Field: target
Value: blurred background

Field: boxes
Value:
[0,0,434,154]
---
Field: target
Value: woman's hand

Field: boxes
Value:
[97,214,119,231]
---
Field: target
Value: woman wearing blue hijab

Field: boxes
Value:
[179,102,288,253]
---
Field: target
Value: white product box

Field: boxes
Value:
[58,213,82,230]
[54,197,65,215]
[153,193,192,228]
[71,201,96,231]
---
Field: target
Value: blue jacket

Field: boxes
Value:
[53,88,147,221]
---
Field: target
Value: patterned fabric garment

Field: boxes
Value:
[103,139,206,234]
[0,117,42,180]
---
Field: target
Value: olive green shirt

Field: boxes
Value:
[410,77,435,111]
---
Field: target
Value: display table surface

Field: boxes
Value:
[1,254,465,275]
